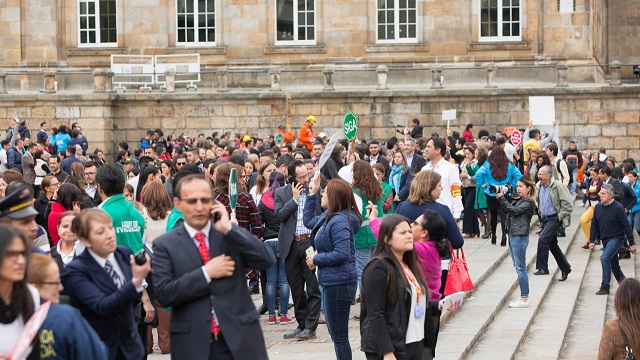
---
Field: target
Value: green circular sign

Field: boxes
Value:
[343,112,358,141]
[275,132,285,146]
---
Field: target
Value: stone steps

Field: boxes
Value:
[558,232,638,360]
[436,203,582,360]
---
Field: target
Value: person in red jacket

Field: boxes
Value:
[298,115,316,150]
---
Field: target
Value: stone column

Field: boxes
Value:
[269,67,282,91]
[92,68,106,93]
[609,61,622,86]
[431,66,443,89]
[105,71,114,93]
[556,62,569,87]
[43,70,56,93]
[0,71,7,94]
[217,68,229,92]
[485,63,497,88]
[164,69,176,92]
[323,68,335,91]
[376,65,389,90]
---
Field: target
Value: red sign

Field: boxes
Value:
[510,130,522,147]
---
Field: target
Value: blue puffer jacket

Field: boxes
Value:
[475,161,522,198]
[303,194,360,287]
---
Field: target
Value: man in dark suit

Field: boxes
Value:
[599,166,624,203]
[404,138,426,174]
[153,174,275,360]
[274,160,323,340]
[61,210,151,360]
[367,140,390,180]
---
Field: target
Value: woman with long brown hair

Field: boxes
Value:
[250,160,277,205]
[474,147,490,239]
[597,278,640,359]
[304,178,361,360]
[351,160,383,302]
[476,146,522,246]
[459,143,480,238]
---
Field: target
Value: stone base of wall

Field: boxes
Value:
[1,85,639,161]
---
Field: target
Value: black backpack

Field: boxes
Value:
[556,159,573,185]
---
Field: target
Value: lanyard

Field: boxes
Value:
[403,264,422,304]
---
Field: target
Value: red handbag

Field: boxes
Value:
[443,246,475,296]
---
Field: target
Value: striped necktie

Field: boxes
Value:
[105,259,124,289]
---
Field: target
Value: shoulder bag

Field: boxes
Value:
[443,246,475,296]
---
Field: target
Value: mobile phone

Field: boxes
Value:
[305,246,316,270]
[134,249,147,266]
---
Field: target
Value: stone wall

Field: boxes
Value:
[0,86,639,161]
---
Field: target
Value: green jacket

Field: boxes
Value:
[354,188,383,249]
[101,194,145,253]
[165,207,184,232]
[536,178,573,227]
[381,182,394,215]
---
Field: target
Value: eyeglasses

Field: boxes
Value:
[412,221,422,228]
[296,174,309,180]
[50,183,60,187]
[176,162,187,166]
[179,197,213,205]
[5,249,27,261]
[40,279,62,286]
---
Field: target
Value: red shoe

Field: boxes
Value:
[267,316,277,325]
[279,316,295,325]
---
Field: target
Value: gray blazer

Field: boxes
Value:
[274,184,322,259]
[22,152,35,184]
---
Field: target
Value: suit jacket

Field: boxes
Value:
[61,246,144,360]
[408,153,426,175]
[21,152,35,184]
[274,185,323,259]
[606,177,624,203]
[152,223,275,360]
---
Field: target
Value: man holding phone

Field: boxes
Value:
[274,160,323,340]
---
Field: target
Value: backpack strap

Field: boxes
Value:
[619,324,635,357]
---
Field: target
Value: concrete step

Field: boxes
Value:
[512,216,594,360]
[435,204,582,360]
[463,207,582,360]
[559,231,638,360]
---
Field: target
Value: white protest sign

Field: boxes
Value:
[529,96,555,126]
[442,109,457,130]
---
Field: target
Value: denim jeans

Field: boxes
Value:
[601,238,626,289]
[323,283,356,360]
[265,240,290,316]
[509,235,529,297]
[627,211,640,233]
[355,247,374,290]
[570,168,578,194]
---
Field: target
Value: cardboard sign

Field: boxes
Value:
[442,109,457,121]
[529,96,555,125]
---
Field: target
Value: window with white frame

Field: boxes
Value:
[78,0,117,46]
[376,0,417,43]
[177,0,216,45]
[275,0,315,44]
[480,0,521,41]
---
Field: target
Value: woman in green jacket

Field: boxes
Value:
[470,147,490,239]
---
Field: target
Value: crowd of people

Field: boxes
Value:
[0,114,637,359]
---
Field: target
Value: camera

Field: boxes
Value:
[134,249,147,266]
[489,183,514,199]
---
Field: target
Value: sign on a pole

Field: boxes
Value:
[274,132,285,146]
[343,112,358,141]
[529,96,555,125]
[510,130,522,147]
[229,167,238,211]
[442,109,456,130]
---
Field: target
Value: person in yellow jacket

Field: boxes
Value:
[299,115,316,150]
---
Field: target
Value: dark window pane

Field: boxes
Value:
[387,25,394,39]
[199,29,205,41]
[207,14,215,27]
[378,25,385,39]
[298,12,305,26]
[512,23,519,35]
[186,14,194,27]
[386,0,393,8]
[178,15,185,27]
[503,8,510,21]
[409,24,416,38]
[307,12,313,26]
[81,32,87,43]
[80,2,87,14]
[177,0,185,13]
[88,2,95,14]
[307,0,314,10]
[298,28,305,40]
[409,0,416,7]
[512,8,519,21]
[400,10,407,23]
[186,29,194,42]
[178,29,185,42]
[108,0,115,14]
[89,16,95,28]
[80,17,87,29]
[409,10,416,23]
[399,24,406,38]
[481,9,488,22]
[208,28,215,42]
[503,23,510,36]
[187,0,193,13]
[208,0,214,12]
[400,0,407,8]
[198,0,205,12]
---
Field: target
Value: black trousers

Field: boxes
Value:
[209,332,233,360]
[284,238,321,331]
[462,187,480,235]
[536,214,571,272]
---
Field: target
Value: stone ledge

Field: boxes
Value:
[365,44,429,53]
[67,48,127,56]
[468,42,532,51]
[263,45,326,55]
[166,47,226,55]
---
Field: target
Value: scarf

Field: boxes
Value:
[261,190,275,211]
[389,165,404,194]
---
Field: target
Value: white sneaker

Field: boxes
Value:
[578,203,585,207]
[508,298,530,308]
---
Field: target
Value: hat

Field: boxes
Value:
[242,135,251,143]
[307,115,316,124]
[0,185,39,219]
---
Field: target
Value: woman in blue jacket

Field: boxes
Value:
[304,178,361,360]
[475,146,522,246]
[626,170,640,236]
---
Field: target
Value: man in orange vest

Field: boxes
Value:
[298,115,315,150]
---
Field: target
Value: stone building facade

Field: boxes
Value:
[0,0,638,158]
